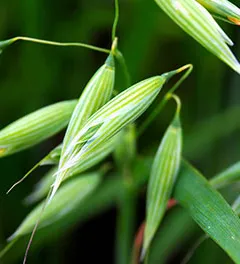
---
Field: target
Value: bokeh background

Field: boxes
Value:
[0,0,240,263]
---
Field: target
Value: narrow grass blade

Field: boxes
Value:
[154,0,240,74]
[173,161,240,263]
[143,96,182,256]
[197,0,240,25]
[0,100,77,157]
[184,106,240,159]
[232,195,240,215]
[210,161,240,188]
[179,193,240,264]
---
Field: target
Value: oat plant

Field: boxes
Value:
[0,0,240,264]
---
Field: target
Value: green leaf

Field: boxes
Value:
[144,103,182,255]
[173,161,240,263]
[210,161,240,189]
[232,195,240,215]
[0,100,77,157]
[184,106,240,159]
[154,0,240,73]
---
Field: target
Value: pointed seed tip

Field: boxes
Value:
[0,148,6,157]
[105,53,115,68]
[7,233,16,242]
[228,17,240,26]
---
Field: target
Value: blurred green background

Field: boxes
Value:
[0,0,239,263]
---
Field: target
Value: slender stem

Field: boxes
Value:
[167,64,193,95]
[2,36,131,89]
[23,190,51,264]
[115,49,131,88]
[6,157,44,194]
[112,0,120,41]
[115,177,137,264]
[138,64,193,137]
[2,36,111,54]
[180,235,208,264]
[168,94,182,115]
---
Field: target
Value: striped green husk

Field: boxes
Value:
[174,161,240,263]
[41,56,115,166]
[26,134,120,204]
[61,54,115,155]
[0,100,77,157]
[51,75,168,201]
[154,0,240,73]
[9,171,101,240]
[197,0,240,24]
[210,161,240,188]
[144,112,182,254]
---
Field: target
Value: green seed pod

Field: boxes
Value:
[9,171,101,241]
[197,0,240,25]
[143,96,182,255]
[61,53,115,155]
[0,100,77,157]
[26,134,120,204]
[5,52,115,192]
[50,67,187,201]
[52,76,165,201]
[154,0,240,74]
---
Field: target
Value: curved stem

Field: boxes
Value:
[1,36,111,54]
[112,0,120,41]
[167,93,182,115]
[138,64,193,137]
[115,49,131,87]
